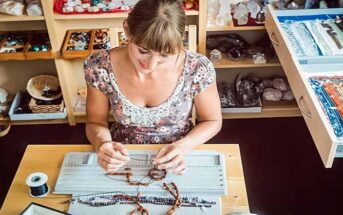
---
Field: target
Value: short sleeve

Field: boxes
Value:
[191,55,216,98]
[84,51,112,95]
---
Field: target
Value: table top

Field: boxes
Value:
[0,144,249,215]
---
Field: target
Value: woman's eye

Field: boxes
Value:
[138,49,148,54]
[161,54,169,58]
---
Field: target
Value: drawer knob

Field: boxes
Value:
[298,96,312,118]
[270,32,280,46]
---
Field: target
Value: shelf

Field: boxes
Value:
[0,116,9,122]
[53,12,129,20]
[0,116,68,125]
[209,52,281,68]
[222,101,301,119]
[53,10,198,20]
[73,111,86,117]
[10,119,68,125]
[185,10,199,16]
[206,22,265,31]
[0,14,45,22]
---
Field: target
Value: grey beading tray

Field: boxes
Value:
[54,150,227,196]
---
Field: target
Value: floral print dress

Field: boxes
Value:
[84,49,215,144]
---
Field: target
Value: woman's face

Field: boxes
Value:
[127,42,178,74]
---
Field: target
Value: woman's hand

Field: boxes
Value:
[97,141,130,173]
[153,142,189,175]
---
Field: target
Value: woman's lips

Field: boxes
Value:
[138,60,146,69]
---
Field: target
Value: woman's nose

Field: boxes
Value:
[146,55,159,70]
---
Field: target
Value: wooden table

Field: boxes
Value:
[0,144,249,214]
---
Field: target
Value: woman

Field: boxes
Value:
[84,0,222,175]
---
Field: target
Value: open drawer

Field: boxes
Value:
[265,5,343,168]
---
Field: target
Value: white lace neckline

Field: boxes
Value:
[107,49,188,110]
[106,49,189,127]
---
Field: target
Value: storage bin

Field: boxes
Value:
[61,29,94,59]
[0,31,30,61]
[24,31,53,60]
[9,92,67,121]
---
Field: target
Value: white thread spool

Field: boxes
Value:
[26,172,50,198]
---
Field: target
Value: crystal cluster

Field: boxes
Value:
[60,0,138,13]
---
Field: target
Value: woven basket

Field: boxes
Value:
[29,98,64,113]
[0,123,11,137]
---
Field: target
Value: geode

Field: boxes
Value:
[236,74,260,107]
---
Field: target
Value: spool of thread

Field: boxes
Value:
[26,172,50,198]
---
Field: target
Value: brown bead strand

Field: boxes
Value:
[106,166,181,215]
[148,166,167,181]
[107,168,150,186]
[163,182,182,215]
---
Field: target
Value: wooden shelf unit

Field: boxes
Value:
[208,51,281,68]
[222,101,301,119]
[0,115,68,125]
[206,23,265,31]
[198,0,300,118]
[0,14,45,22]
[53,9,198,20]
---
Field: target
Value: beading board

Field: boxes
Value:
[54,150,227,196]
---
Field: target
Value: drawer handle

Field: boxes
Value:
[298,96,312,118]
[270,32,280,46]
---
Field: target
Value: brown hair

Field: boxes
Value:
[126,0,186,54]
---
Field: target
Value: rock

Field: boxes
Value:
[272,78,288,91]
[282,89,295,101]
[263,88,282,101]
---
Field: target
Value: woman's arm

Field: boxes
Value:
[154,82,222,174]
[85,84,112,151]
[86,84,129,172]
[178,81,222,151]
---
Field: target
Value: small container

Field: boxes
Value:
[253,53,267,64]
[26,75,62,101]
[210,49,222,62]
[0,31,30,60]
[117,31,129,47]
[29,99,64,113]
[25,31,53,60]
[9,92,67,121]
[62,29,95,59]
[92,29,111,53]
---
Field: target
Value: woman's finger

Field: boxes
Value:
[99,158,124,171]
[171,160,187,175]
[154,148,179,165]
[105,149,130,161]
[158,155,182,170]
[101,154,127,165]
[154,147,168,160]
[112,142,129,157]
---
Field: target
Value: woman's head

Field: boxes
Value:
[126,0,186,55]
